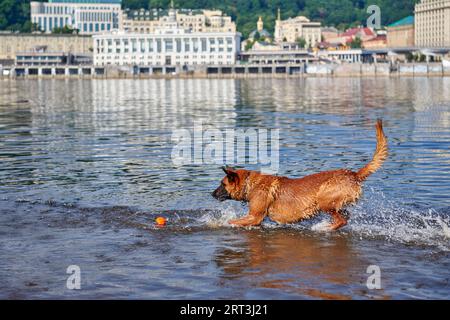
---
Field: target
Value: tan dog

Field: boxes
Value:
[212,120,388,231]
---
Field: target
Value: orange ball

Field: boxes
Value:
[155,217,167,226]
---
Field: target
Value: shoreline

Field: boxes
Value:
[2,62,450,79]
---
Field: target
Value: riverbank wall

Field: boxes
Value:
[1,63,450,79]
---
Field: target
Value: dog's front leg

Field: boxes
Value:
[229,215,264,227]
[229,194,267,227]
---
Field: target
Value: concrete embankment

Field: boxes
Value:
[1,63,450,79]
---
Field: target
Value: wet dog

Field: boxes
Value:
[212,120,388,231]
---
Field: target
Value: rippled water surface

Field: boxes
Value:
[0,78,449,299]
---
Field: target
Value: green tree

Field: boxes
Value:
[0,0,31,31]
[0,0,420,36]
[244,40,254,51]
[350,36,362,48]
[52,25,76,34]
[253,31,261,41]
[296,37,307,49]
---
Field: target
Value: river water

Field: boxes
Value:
[0,78,449,299]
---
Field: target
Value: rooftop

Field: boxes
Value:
[388,16,414,28]
[341,27,375,38]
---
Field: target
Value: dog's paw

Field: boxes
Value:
[311,221,334,232]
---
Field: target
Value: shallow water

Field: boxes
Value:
[0,78,449,299]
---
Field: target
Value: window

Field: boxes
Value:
[193,39,199,52]
[156,39,162,53]
[165,40,173,52]
[132,39,138,53]
[148,39,153,52]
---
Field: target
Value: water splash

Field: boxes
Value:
[193,189,450,251]
[5,193,450,251]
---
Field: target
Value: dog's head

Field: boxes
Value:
[212,167,248,202]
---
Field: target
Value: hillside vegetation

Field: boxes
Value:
[0,0,418,36]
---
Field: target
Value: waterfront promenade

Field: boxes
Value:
[1,62,450,79]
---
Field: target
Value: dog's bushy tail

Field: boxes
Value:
[356,120,388,181]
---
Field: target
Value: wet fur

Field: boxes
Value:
[212,120,388,231]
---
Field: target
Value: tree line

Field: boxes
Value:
[0,0,419,37]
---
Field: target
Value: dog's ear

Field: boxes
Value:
[222,166,239,183]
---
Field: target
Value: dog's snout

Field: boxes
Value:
[212,185,231,202]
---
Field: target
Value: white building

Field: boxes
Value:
[30,0,123,35]
[122,8,236,34]
[319,49,364,63]
[94,7,240,67]
[274,9,321,47]
[93,27,241,66]
[415,0,450,47]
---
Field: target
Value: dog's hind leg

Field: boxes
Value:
[327,210,348,231]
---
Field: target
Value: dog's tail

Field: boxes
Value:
[356,120,388,182]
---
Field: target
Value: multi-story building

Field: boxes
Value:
[0,33,92,60]
[30,0,123,35]
[321,27,339,42]
[415,0,450,47]
[93,29,241,67]
[121,8,163,33]
[121,8,236,34]
[387,16,415,48]
[274,9,321,47]
[93,28,241,67]
[94,28,240,66]
[16,49,92,66]
[94,4,240,67]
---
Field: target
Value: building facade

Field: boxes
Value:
[363,35,387,49]
[415,0,450,47]
[30,0,123,35]
[121,8,236,34]
[321,49,364,63]
[15,50,92,66]
[93,27,241,66]
[0,33,93,60]
[240,50,316,64]
[387,16,415,48]
[274,10,321,47]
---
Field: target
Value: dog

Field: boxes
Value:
[212,120,388,231]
